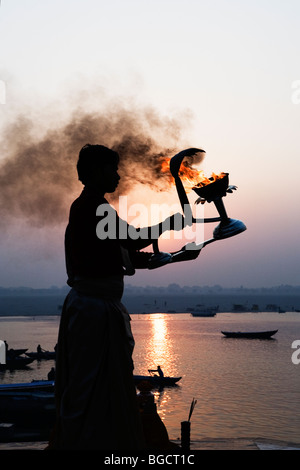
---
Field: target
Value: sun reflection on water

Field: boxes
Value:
[138,314,181,424]
[146,314,175,374]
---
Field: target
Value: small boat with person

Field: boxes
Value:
[133,374,181,386]
[221,329,278,339]
[25,344,56,361]
[133,366,181,386]
[25,350,56,360]
[0,342,33,370]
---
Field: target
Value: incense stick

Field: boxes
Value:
[188,398,197,422]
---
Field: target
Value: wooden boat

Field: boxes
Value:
[190,305,219,317]
[0,380,55,393]
[0,356,34,370]
[133,375,181,386]
[0,381,55,433]
[221,330,278,339]
[25,350,56,360]
[6,348,28,359]
[0,388,55,429]
[191,310,217,317]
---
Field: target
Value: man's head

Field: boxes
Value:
[77,144,120,192]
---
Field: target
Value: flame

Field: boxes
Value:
[193,171,228,188]
[160,157,226,190]
[160,158,171,175]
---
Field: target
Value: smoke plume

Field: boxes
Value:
[0,102,191,228]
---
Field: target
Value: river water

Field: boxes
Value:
[0,311,299,444]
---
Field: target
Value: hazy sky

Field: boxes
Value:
[0,0,299,288]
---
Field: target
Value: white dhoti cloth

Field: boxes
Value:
[52,278,144,450]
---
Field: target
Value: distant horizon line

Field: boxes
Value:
[0,283,300,293]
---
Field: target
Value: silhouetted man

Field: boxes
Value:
[52,144,184,450]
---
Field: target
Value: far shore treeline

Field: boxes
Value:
[0,285,300,316]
